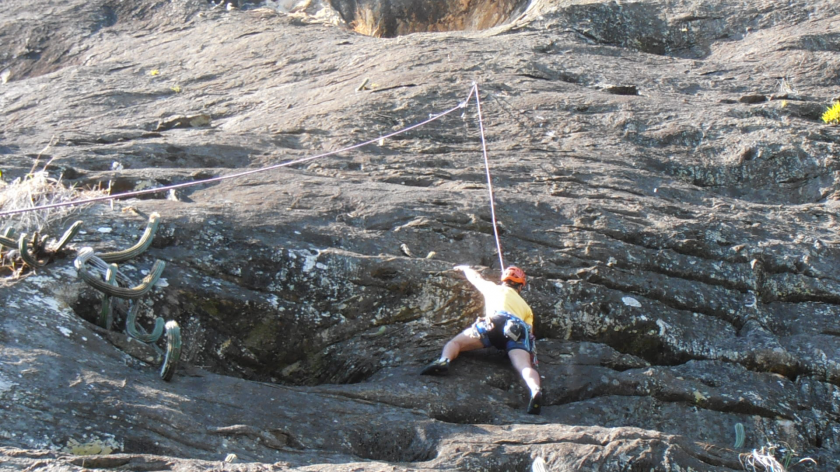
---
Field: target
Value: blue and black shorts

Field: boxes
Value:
[467,311,534,354]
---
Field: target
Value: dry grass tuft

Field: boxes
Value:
[0,170,108,234]
[740,444,817,472]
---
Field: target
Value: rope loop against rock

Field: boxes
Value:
[0,89,476,218]
[0,84,510,273]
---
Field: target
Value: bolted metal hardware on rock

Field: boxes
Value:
[98,212,160,263]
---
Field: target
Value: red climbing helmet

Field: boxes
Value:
[501,266,526,286]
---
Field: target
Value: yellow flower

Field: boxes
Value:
[149,69,160,76]
[822,102,840,124]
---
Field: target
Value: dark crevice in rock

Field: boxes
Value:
[760,275,840,306]
[597,330,698,367]
[535,251,750,324]
[545,178,650,198]
[561,391,793,422]
[569,225,733,265]
[90,4,118,33]
[349,427,437,462]
[516,71,582,85]
[207,424,304,451]
[429,406,499,425]
[576,269,743,327]
[62,131,162,146]
[102,178,171,200]
[87,250,450,386]
[705,398,795,421]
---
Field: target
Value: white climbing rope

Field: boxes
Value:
[471,82,506,271]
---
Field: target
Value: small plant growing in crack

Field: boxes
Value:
[1,221,83,276]
[821,102,840,125]
[1,165,104,277]
[0,170,104,233]
[74,213,182,382]
[734,422,746,449]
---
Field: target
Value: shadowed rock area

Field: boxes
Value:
[2,0,840,470]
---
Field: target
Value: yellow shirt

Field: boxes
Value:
[464,269,534,327]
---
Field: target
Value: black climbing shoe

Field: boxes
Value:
[527,390,542,415]
[421,358,450,376]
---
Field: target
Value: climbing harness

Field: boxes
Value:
[472,310,533,353]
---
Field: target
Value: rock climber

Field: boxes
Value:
[421,265,542,414]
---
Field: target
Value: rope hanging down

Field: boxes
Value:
[472,83,505,271]
[0,83,508,272]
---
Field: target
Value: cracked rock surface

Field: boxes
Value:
[2,0,840,470]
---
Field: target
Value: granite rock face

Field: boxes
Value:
[2,0,840,470]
